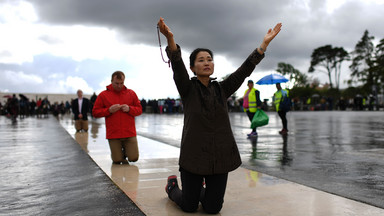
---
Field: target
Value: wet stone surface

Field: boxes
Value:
[0,116,145,216]
[135,111,384,209]
[2,110,384,215]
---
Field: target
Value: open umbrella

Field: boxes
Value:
[19,94,29,100]
[256,74,289,85]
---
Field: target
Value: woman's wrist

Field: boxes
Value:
[257,42,268,54]
[260,42,268,52]
[167,37,177,51]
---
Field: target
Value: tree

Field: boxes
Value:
[308,45,349,89]
[333,47,350,89]
[276,62,308,87]
[349,30,376,89]
[373,38,384,86]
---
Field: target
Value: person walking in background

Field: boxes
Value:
[41,97,50,118]
[273,83,289,135]
[29,99,36,116]
[158,17,282,214]
[72,89,90,132]
[8,94,19,121]
[140,98,147,113]
[92,71,142,165]
[90,92,97,118]
[36,98,42,118]
[243,80,262,137]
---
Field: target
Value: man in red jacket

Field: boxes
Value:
[93,71,142,164]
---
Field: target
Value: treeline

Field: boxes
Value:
[273,30,383,102]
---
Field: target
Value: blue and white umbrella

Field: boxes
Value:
[256,74,289,85]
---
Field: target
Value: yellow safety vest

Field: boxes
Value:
[243,88,258,113]
[273,89,289,112]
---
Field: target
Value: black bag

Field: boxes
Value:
[280,96,292,112]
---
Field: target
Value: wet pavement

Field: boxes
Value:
[0,116,145,216]
[136,111,384,209]
[2,111,384,215]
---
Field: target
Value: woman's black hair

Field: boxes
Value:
[189,48,214,68]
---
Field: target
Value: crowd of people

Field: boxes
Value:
[0,94,186,121]
[0,94,63,121]
[0,93,98,121]
[291,94,380,111]
[1,92,380,122]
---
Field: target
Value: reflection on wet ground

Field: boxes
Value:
[0,116,145,216]
[56,111,384,214]
[134,111,384,209]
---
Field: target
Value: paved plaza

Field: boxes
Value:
[1,110,384,215]
[135,111,384,209]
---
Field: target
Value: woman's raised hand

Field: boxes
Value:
[158,17,177,51]
[258,22,282,54]
[263,23,282,46]
[158,17,173,39]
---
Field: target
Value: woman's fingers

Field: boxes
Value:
[273,23,282,34]
[158,17,168,34]
[158,17,174,38]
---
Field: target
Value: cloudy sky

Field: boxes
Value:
[1,0,383,101]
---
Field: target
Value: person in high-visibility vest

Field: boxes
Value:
[243,80,262,137]
[273,83,289,135]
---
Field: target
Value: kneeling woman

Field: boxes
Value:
[157,17,282,214]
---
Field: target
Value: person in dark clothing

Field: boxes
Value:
[140,99,147,113]
[158,17,282,214]
[41,97,50,118]
[90,92,98,117]
[9,94,19,121]
[273,83,289,135]
[72,89,90,132]
[29,100,36,116]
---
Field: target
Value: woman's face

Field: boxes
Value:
[191,51,214,77]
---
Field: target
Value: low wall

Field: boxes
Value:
[0,92,92,104]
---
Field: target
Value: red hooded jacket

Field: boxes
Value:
[92,84,142,139]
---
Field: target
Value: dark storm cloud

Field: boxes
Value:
[27,0,384,73]
[29,0,287,68]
